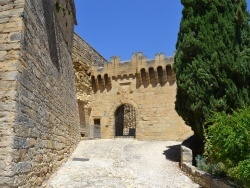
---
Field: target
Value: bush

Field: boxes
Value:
[204,108,250,187]
[228,159,250,187]
[196,155,225,176]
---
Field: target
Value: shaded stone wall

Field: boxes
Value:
[0,0,80,187]
[90,53,193,140]
[73,33,107,135]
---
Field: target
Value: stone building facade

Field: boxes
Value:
[72,36,193,140]
[0,0,80,187]
[90,53,193,140]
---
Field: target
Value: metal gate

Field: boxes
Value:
[115,104,136,138]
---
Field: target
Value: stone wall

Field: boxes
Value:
[90,53,193,140]
[0,0,25,186]
[0,0,80,187]
[73,33,107,67]
[72,33,108,135]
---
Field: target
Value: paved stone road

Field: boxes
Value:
[45,139,200,188]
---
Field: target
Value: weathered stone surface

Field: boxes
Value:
[13,137,29,149]
[72,33,108,134]
[1,71,18,81]
[0,0,80,187]
[15,162,32,174]
[0,51,7,61]
[9,32,23,41]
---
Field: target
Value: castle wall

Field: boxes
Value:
[72,33,108,135]
[0,0,25,186]
[73,33,107,68]
[0,0,80,187]
[91,53,193,140]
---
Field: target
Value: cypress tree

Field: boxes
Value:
[174,0,250,139]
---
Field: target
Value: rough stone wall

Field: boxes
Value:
[0,0,25,186]
[73,33,107,68]
[90,53,193,140]
[72,33,107,135]
[0,0,80,187]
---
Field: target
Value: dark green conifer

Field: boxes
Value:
[174,0,250,139]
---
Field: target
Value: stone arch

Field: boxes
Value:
[166,64,175,85]
[91,75,97,93]
[104,74,109,86]
[103,73,112,91]
[140,68,147,85]
[166,64,172,77]
[157,66,164,85]
[108,99,139,138]
[97,74,104,92]
[148,67,155,85]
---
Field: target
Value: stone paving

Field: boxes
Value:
[45,139,201,188]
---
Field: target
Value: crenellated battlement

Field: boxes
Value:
[92,52,174,78]
[91,52,176,93]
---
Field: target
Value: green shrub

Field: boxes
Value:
[228,159,250,187]
[196,155,225,176]
[204,108,250,186]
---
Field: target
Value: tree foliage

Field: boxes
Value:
[204,108,250,187]
[174,0,250,138]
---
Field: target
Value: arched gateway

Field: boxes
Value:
[115,104,136,138]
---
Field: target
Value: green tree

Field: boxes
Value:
[174,0,250,139]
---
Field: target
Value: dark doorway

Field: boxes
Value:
[94,119,101,138]
[115,104,136,138]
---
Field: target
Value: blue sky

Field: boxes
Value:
[75,0,250,61]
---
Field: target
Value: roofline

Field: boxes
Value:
[74,32,108,62]
[70,0,77,25]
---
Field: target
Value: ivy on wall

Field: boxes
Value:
[55,1,72,16]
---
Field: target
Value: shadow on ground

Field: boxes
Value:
[163,145,180,162]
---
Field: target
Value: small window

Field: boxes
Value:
[42,0,60,70]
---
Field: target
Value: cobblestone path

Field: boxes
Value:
[46,139,200,188]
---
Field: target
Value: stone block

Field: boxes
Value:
[13,136,29,149]
[0,43,21,51]
[0,136,12,147]
[28,138,36,147]
[1,71,18,81]
[0,51,7,61]
[9,32,23,41]
[14,161,32,174]
[0,176,14,186]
